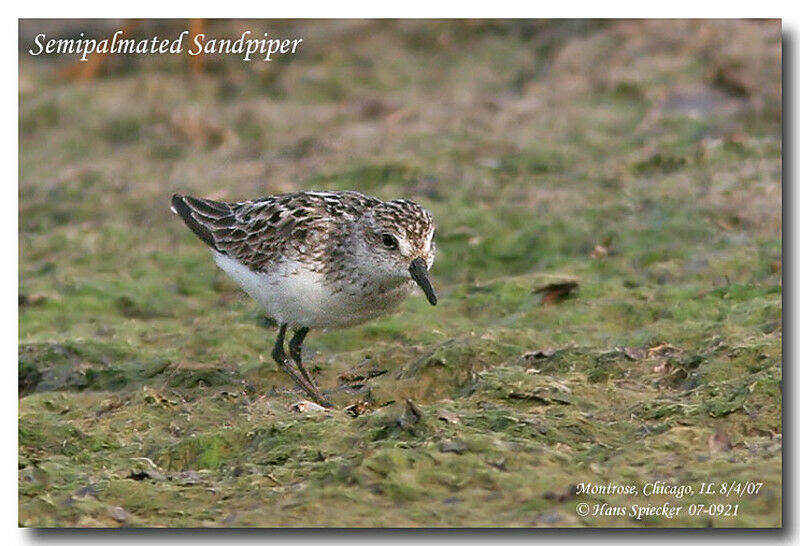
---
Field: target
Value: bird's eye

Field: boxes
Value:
[381,233,399,250]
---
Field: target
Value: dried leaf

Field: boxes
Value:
[535,281,579,306]
[590,244,609,259]
[344,400,371,418]
[436,408,461,424]
[652,361,671,374]
[708,430,733,454]
[647,343,681,358]
[524,348,556,360]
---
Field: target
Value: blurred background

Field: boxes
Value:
[20,20,781,527]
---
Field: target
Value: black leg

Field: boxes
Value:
[271,323,289,364]
[289,327,331,407]
[271,323,311,395]
[271,323,330,407]
[289,327,312,384]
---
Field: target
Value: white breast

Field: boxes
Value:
[213,252,409,329]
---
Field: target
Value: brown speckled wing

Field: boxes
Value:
[172,191,381,273]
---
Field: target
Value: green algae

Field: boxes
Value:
[19,20,781,527]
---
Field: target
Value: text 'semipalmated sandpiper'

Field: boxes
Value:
[171,190,437,406]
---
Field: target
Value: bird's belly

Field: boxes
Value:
[213,253,410,328]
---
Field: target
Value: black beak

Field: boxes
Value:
[409,257,437,306]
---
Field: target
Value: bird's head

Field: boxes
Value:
[355,199,437,305]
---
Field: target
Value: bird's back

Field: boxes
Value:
[171,190,380,273]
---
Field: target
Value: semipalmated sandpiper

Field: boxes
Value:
[171,190,437,406]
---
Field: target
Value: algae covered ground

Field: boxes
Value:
[19,20,782,527]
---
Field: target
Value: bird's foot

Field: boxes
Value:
[276,358,331,407]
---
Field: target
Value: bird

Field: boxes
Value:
[171,190,438,407]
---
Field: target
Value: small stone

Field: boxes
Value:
[397,399,423,429]
[291,400,328,413]
[535,511,563,525]
[174,470,202,485]
[439,440,467,454]
[623,347,646,360]
[108,506,130,523]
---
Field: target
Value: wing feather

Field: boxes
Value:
[172,190,381,272]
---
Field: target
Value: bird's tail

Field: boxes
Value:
[170,193,235,251]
